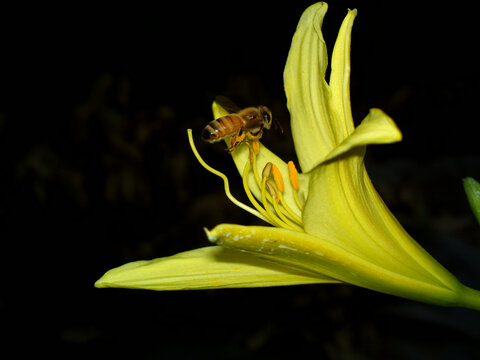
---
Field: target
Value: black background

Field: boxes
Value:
[1,1,480,358]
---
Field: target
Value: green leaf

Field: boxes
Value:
[463,177,480,226]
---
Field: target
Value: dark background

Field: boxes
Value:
[1,1,480,358]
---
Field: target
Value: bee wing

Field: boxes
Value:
[214,95,241,114]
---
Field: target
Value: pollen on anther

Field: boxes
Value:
[288,161,299,190]
[271,164,284,193]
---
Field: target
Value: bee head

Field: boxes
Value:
[259,106,273,129]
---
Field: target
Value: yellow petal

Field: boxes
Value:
[207,224,463,306]
[212,99,231,119]
[322,108,402,163]
[95,246,336,290]
[329,8,357,137]
[284,2,336,173]
[302,144,462,293]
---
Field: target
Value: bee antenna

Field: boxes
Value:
[273,117,284,134]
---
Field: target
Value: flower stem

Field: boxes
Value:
[457,285,480,311]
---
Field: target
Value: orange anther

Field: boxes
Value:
[288,161,299,190]
[271,163,284,193]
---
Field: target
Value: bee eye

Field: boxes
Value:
[263,113,271,123]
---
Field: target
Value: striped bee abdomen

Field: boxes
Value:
[201,115,244,143]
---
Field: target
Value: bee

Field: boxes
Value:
[201,96,273,153]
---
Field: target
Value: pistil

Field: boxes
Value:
[188,128,305,231]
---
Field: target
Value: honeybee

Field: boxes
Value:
[201,96,273,152]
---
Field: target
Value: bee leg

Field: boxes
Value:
[238,130,262,153]
[227,132,246,153]
[246,130,263,141]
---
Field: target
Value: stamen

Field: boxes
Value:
[241,160,277,226]
[248,143,262,190]
[258,168,303,231]
[273,199,303,231]
[267,184,303,231]
[246,142,256,165]
[277,191,303,225]
[271,164,285,193]
[260,176,295,230]
[262,162,273,179]
[252,140,260,155]
[270,162,302,225]
[294,192,304,211]
[265,180,278,202]
[187,129,271,223]
[248,145,281,209]
[257,154,303,228]
[288,161,304,211]
[262,162,280,203]
[288,161,299,190]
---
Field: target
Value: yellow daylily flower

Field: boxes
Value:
[95,2,480,311]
